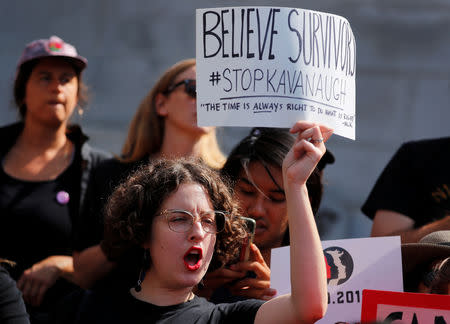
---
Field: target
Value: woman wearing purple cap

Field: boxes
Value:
[0,36,110,323]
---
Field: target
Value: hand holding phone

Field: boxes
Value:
[229,241,277,300]
[238,216,256,262]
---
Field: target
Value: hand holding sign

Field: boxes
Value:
[283,121,332,186]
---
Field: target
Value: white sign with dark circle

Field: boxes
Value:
[271,236,403,324]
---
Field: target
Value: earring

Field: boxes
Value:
[134,249,151,292]
[77,106,84,116]
[134,268,145,292]
[197,278,205,290]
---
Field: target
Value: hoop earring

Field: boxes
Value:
[134,248,151,292]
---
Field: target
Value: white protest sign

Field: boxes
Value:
[271,236,403,324]
[196,7,356,139]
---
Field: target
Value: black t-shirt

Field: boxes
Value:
[0,266,30,324]
[70,291,263,324]
[72,157,147,251]
[362,137,450,228]
[0,151,80,269]
[72,157,148,292]
[0,158,79,278]
[0,152,82,314]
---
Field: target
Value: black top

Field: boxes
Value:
[72,157,149,291]
[73,157,148,251]
[0,266,30,324]
[0,155,79,280]
[362,137,450,228]
[66,291,263,324]
[0,122,111,318]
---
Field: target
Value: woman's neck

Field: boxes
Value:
[158,126,206,160]
[130,278,195,306]
[19,121,68,151]
[2,121,73,181]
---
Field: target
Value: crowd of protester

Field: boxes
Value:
[0,35,448,324]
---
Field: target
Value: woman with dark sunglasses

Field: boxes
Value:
[72,58,226,292]
[121,58,224,168]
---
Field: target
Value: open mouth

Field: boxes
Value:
[183,247,203,271]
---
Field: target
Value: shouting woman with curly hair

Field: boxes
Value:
[72,58,226,290]
[65,121,331,324]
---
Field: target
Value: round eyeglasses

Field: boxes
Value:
[157,209,226,234]
[164,79,196,98]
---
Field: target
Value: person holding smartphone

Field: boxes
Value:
[197,126,334,302]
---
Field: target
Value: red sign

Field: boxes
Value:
[361,289,450,324]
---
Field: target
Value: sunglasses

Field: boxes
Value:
[164,79,196,98]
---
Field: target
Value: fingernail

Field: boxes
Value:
[266,288,277,296]
[262,293,275,301]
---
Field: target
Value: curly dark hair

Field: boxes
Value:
[103,158,247,272]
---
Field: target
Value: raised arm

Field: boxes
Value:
[255,121,331,324]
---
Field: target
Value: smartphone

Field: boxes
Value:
[238,216,256,262]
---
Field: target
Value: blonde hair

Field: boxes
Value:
[120,58,225,169]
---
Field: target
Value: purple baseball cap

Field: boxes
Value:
[17,35,87,71]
